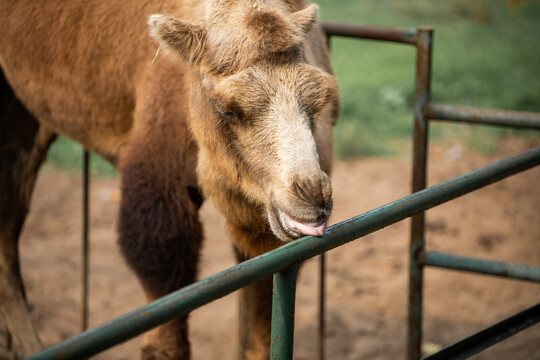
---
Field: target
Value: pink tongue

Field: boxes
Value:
[290,218,326,237]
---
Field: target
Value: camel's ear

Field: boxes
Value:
[148,14,206,64]
[291,4,319,34]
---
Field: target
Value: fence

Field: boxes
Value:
[23,21,540,360]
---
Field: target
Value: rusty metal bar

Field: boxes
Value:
[270,265,298,360]
[322,21,418,45]
[81,150,90,360]
[426,103,540,129]
[25,146,540,360]
[408,26,433,360]
[82,150,90,334]
[424,303,540,360]
[423,252,540,283]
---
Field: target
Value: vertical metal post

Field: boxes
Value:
[270,265,298,360]
[318,254,325,360]
[407,27,433,360]
[82,150,90,334]
[318,28,332,360]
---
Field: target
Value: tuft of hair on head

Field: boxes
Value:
[148,14,206,65]
[247,9,300,53]
[246,4,319,55]
[291,4,319,34]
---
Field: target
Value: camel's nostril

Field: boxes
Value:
[313,215,325,227]
[322,198,333,217]
[293,181,313,204]
[292,174,332,209]
[319,171,333,208]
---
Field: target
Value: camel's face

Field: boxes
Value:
[149,2,338,242]
[204,62,337,241]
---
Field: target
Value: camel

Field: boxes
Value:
[0,0,339,358]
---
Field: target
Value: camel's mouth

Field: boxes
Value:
[269,200,327,242]
[280,212,326,237]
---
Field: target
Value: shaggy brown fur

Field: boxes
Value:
[0,0,339,359]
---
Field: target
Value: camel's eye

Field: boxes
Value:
[212,98,245,124]
[296,66,338,122]
[221,110,239,122]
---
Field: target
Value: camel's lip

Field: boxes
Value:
[282,213,326,237]
[271,201,326,239]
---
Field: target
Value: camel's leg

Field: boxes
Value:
[237,274,273,360]
[232,229,297,360]
[233,240,274,360]
[0,71,56,357]
[118,113,203,360]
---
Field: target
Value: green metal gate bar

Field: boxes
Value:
[25,146,540,360]
[321,21,418,44]
[405,23,540,360]
[270,266,298,360]
[427,103,540,130]
[409,25,433,360]
[423,303,540,360]
[424,252,540,283]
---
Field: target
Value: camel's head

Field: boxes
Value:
[148,1,338,243]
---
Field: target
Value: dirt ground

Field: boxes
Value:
[2,139,539,360]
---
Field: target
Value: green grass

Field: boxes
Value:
[318,0,540,158]
[46,136,118,177]
[46,0,540,173]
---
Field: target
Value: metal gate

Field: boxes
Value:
[24,21,540,360]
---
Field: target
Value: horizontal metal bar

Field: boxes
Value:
[25,146,540,360]
[424,252,540,283]
[426,103,540,129]
[322,21,418,45]
[423,302,540,360]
